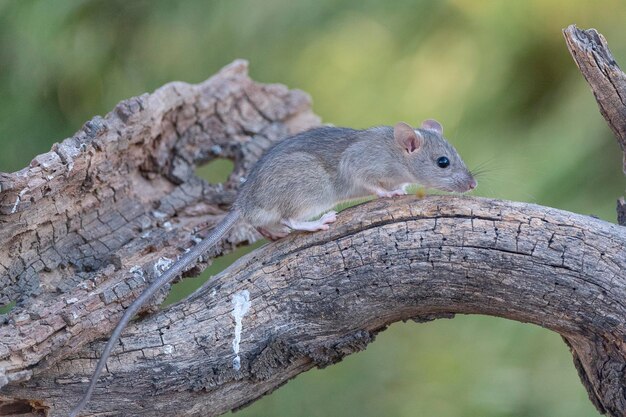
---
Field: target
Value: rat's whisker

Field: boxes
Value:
[470,158,511,179]
[471,168,496,178]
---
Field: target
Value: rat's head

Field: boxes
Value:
[394,120,476,193]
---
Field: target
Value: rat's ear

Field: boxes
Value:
[420,119,443,135]
[394,122,423,153]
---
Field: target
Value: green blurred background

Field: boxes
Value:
[2,0,626,416]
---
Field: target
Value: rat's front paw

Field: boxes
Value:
[320,211,337,224]
[389,188,408,197]
[376,188,407,198]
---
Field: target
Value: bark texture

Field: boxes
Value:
[0,59,320,413]
[1,28,626,416]
[4,196,626,417]
[563,25,626,174]
[563,25,626,228]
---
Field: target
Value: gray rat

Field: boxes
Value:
[70,119,476,416]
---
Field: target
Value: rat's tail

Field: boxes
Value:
[69,210,241,417]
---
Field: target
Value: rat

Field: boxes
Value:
[70,119,476,416]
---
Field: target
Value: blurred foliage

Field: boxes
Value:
[2,0,626,416]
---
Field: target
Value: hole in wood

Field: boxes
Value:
[0,300,16,315]
[0,398,46,416]
[195,158,234,184]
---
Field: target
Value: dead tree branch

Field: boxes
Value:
[563,25,626,225]
[1,27,626,416]
[2,195,626,417]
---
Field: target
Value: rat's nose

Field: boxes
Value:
[468,178,477,190]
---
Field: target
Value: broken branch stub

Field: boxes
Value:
[563,24,626,175]
[563,25,626,226]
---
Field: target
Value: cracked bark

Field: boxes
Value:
[563,25,626,226]
[0,28,625,416]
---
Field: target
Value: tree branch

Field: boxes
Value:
[3,196,626,417]
[563,25,626,175]
[563,25,626,226]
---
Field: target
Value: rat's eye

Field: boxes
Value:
[437,156,450,168]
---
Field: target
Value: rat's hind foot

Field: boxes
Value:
[282,211,337,232]
[257,227,290,241]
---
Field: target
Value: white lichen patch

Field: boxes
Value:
[152,210,167,219]
[130,265,146,282]
[163,221,173,231]
[78,280,95,290]
[153,257,173,275]
[231,290,251,371]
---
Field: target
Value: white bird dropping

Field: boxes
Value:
[231,290,251,371]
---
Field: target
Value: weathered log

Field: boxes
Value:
[1,27,626,416]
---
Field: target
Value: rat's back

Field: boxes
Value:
[264,126,359,167]
[234,126,361,226]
